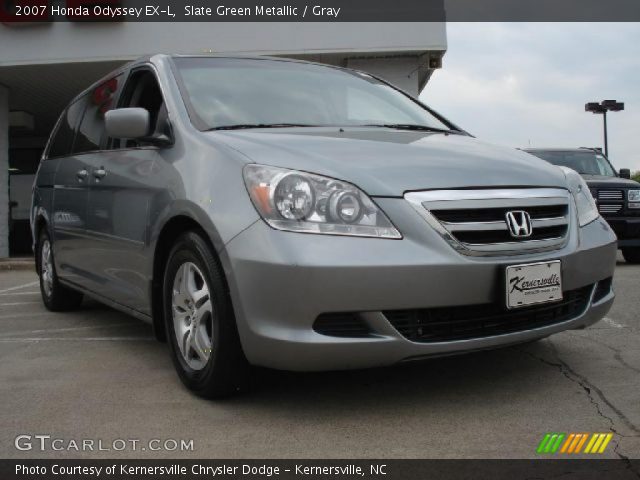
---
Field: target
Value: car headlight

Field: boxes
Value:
[559,167,599,227]
[628,189,640,208]
[243,164,401,239]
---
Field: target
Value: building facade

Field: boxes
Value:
[0,21,446,257]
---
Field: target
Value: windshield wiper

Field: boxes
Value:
[364,124,457,133]
[208,123,320,131]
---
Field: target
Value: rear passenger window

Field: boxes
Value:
[47,100,84,159]
[74,75,123,154]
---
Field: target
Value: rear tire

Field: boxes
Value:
[163,231,249,398]
[37,229,83,311]
[622,248,640,264]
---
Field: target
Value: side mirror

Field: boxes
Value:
[619,168,631,179]
[105,108,150,139]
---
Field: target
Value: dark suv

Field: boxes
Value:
[525,148,640,264]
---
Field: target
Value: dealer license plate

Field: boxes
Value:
[505,261,562,309]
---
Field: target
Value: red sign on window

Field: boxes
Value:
[92,77,119,114]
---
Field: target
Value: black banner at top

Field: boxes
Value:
[1,0,640,23]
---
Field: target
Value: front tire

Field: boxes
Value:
[37,230,83,311]
[622,248,640,264]
[163,232,249,398]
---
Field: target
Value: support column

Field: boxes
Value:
[0,84,9,258]
[346,57,421,97]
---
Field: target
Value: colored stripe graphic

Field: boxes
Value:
[585,433,613,454]
[588,434,605,453]
[537,433,565,454]
[550,434,565,453]
[560,434,575,453]
[545,434,558,453]
[589,434,603,453]
[597,434,613,453]
[584,434,599,453]
[539,433,613,454]
[537,433,553,454]
[575,433,589,453]
[568,433,583,453]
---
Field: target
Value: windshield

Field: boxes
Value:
[529,150,617,177]
[173,57,453,131]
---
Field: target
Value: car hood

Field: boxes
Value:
[581,175,640,189]
[211,127,568,196]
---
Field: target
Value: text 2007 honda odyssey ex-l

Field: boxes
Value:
[32,55,617,397]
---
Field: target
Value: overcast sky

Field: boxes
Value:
[420,23,640,172]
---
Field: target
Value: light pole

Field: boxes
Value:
[585,100,624,157]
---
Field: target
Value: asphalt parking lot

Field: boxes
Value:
[1,256,638,460]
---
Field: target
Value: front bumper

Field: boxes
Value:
[222,200,617,371]
[603,216,640,247]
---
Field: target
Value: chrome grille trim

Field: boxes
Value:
[442,220,507,232]
[599,204,623,213]
[459,237,567,253]
[531,217,568,228]
[441,216,567,232]
[598,190,623,200]
[405,188,572,257]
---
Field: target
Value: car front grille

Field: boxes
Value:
[453,224,567,244]
[383,284,593,343]
[405,189,571,256]
[598,204,623,214]
[598,190,623,200]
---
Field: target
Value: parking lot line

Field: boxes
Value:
[603,317,625,329]
[0,312,55,319]
[0,281,39,294]
[0,323,138,337]
[0,291,39,296]
[0,301,41,306]
[0,337,154,342]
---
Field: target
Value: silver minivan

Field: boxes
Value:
[32,55,617,397]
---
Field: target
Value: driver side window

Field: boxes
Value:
[110,68,166,149]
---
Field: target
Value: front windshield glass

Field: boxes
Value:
[173,57,453,131]
[530,150,617,177]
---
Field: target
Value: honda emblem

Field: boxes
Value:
[505,211,533,238]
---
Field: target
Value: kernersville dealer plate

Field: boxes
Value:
[506,261,562,309]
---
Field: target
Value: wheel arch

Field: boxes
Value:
[32,210,51,273]
[150,211,232,342]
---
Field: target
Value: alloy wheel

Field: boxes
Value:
[171,262,214,371]
[41,239,53,297]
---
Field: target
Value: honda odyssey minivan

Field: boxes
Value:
[32,55,617,397]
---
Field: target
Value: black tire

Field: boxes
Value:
[37,229,83,311]
[622,248,640,264]
[163,231,249,398]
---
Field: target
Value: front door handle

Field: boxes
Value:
[93,168,107,179]
[76,169,88,181]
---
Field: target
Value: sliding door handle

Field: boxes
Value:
[93,168,107,179]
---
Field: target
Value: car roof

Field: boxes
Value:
[166,53,365,76]
[169,53,333,66]
[524,147,600,153]
[66,53,368,108]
